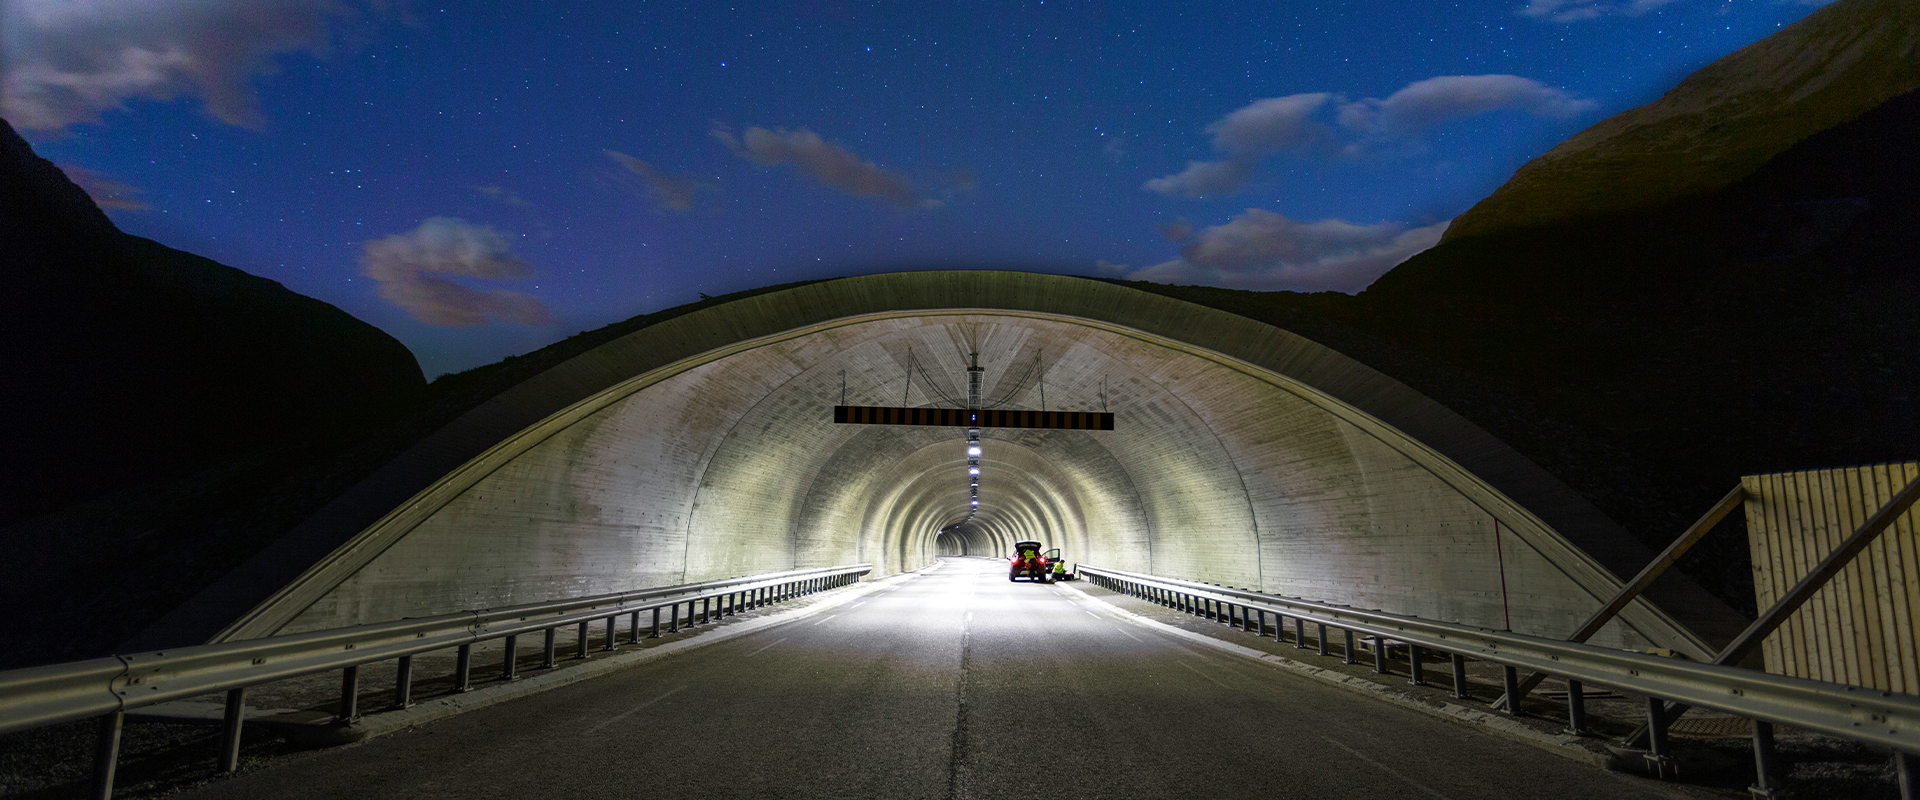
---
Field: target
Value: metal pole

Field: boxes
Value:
[1408,646,1425,686]
[1316,622,1328,656]
[1501,666,1520,716]
[1644,696,1677,779]
[1256,610,1268,638]
[1373,637,1390,674]
[542,628,558,667]
[338,665,360,721]
[1296,617,1308,650]
[669,602,681,633]
[393,655,414,708]
[218,687,246,773]
[454,644,473,693]
[1564,680,1588,736]
[1343,629,1356,665]
[629,611,641,644]
[700,597,711,624]
[1894,749,1915,800]
[1748,720,1785,798]
[501,635,519,680]
[651,607,663,638]
[1451,654,1469,700]
[604,616,618,651]
[575,621,590,658]
[92,711,123,800]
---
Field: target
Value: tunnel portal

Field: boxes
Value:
[197,272,1741,657]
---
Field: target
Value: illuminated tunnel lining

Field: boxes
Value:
[158,272,1743,656]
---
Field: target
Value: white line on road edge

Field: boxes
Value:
[585,685,688,735]
[1320,736,1452,800]
[746,637,788,657]
[1052,581,1622,772]
[811,615,838,625]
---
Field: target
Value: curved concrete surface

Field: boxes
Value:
[142,271,1742,655]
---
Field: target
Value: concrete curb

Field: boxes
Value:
[1054,581,1624,771]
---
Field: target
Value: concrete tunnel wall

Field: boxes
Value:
[185,271,1746,658]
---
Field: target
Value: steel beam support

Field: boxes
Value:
[629,611,641,644]
[454,644,473,693]
[1644,696,1678,780]
[1343,629,1356,665]
[392,655,414,708]
[92,711,122,800]
[669,602,681,633]
[542,629,557,667]
[1373,637,1390,674]
[338,665,359,721]
[1895,749,1916,800]
[651,608,662,638]
[574,621,589,659]
[1408,646,1425,686]
[1747,720,1786,798]
[1316,623,1327,656]
[1451,653,1469,700]
[1296,617,1308,650]
[1564,680,1588,736]
[1256,610,1268,638]
[218,687,246,774]
[603,616,618,651]
[500,635,519,680]
[1501,666,1520,716]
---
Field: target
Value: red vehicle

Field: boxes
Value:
[1009,540,1050,583]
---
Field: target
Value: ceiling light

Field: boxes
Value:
[967,445,981,457]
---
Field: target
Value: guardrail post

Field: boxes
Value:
[1893,750,1915,800]
[542,628,558,667]
[603,616,618,651]
[1501,667,1521,716]
[1408,646,1425,686]
[1297,618,1309,650]
[393,655,415,707]
[1373,637,1389,674]
[651,608,663,638]
[92,711,123,800]
[629,611,642,644]
[1564,680,1588,737]
[218,687,246,773]
[700,597,711,624]
[1746,720,1785,798]
[1644,696,1677,779]
[501,635,519,680]
[669,602,681,633]
[454,644,473,692]
[338,665,360,721]
[1343,629,1356,664]
[1256,610,1268,638]
[1316,623,1327,655]
[575,621,590,659]
[1450,654,1468,700]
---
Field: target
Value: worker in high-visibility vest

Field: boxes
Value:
[1052,559,1068,580]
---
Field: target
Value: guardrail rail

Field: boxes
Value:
[0,563,872,799]
[1077,564,1920,797]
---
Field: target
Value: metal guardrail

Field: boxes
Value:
[0,563,870,798]
[1078,564,1919,792]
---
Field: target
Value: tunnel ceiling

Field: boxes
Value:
[165,272,1745,657]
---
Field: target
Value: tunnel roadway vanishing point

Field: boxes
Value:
[138,269,1745,657]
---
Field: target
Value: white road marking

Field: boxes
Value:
[585,685,688,734]
[1111,626,1142,642]
[1320,736,1452,800]
[811,615,838,626]
[965,612,974,623]
[1175,659,1236,690]
[1084,610,1101,618]
[850,601,867,608]
[745,637,787,657]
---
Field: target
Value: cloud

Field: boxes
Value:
[0,0,352,130]
[59,163,148,210]
[1336,75,1596,137]
[711,122,922,209]
[471,185,532,208]
[1146,76,1592,197]
[359,217,553,327]
[1519,0,1685,21]
[604,149,705,211]
[1105,209,1450,293]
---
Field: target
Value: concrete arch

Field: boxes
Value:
[147,272,1744,656]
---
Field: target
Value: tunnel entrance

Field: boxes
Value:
[175,272,1744,660]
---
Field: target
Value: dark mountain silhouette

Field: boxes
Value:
[1,117,426,665]
[0,118,426,523]
[1442,0,1920,242]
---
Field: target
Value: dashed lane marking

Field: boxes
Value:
[745,637,787,657]
[1320,736,1452,800]
[584,685,688,734]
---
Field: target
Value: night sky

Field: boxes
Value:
[6,0,1830,378]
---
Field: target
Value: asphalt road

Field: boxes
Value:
[178,557,1691,799]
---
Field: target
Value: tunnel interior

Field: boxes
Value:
[207,273,1737,658]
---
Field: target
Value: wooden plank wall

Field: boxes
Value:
[1743,461,1920,692]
